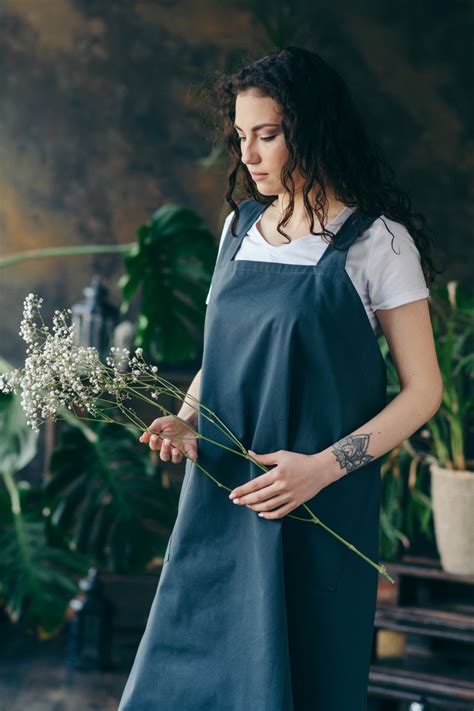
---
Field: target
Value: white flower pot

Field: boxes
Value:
[430,462,474,575]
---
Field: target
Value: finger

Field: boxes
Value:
[235,482,283,505]
[147,419,180,441]
[147,419,167,436]
[149,434,163,451]
[147,421,171,449]
[246,493,291,512]
[229,471,276,500]
[183,446,198,461]
[248,449,281,465]
[182,445,198,462]
[258,502,295,520]
[171,447,183,463]
[159,438,173,461]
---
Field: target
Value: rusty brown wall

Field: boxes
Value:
[0,0,471,366]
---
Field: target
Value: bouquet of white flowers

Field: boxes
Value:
[0,294,394,584]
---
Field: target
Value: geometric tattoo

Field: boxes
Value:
[331,433,374,473]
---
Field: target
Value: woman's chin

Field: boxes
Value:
[255,184,274,195]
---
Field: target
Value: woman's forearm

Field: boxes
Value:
[316,385,443,483]
[176,368,202,427]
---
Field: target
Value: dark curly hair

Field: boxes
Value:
[211,46,440,285]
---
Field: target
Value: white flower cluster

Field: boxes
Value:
[0,294,163,433]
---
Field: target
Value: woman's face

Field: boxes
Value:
[234,90,305,197]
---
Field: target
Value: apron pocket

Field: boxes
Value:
[285,468,378,594]
[310,527,352,593]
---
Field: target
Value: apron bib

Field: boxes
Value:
[119,199,387,711]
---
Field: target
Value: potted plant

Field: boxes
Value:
[426,281,474,574]
[377,282,473,571]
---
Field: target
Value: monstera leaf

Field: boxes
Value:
[118,203,218,363]
[0,357,38,474]
[0,360,88,636]
[0,485,89,637]
[44,420,179,573]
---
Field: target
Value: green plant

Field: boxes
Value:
[44,419,179,573]
[425,282,474,470]
[0,204,218,365]
[119,204,217,363]
[0,351,179,635]
[378,282,474,561]
[0,357,89,637]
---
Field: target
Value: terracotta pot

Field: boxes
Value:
[430,462,474,575]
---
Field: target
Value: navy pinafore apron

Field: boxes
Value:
[118,199,387,710]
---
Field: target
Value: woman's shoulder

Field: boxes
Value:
[350,213,425,266]
[356,213,417,249]
[348,213,430,310]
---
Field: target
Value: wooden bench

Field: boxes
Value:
[369,556,474,710]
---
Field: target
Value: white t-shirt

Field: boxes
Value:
[205,205,429,337]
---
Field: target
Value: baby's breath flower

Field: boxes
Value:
[0,294,170,433]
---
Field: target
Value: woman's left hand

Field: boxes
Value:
[228,449,335,520]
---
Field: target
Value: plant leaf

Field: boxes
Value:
[44,420,179,573]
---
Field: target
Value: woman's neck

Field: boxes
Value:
[271,188,348,231]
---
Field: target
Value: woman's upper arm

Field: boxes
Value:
[376,299,443,409]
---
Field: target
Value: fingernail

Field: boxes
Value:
[232,498,240,504]
[258,513,264,517]
[229,492,235,499]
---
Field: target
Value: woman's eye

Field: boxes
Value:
[236,135,276,142]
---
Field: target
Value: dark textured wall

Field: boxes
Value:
[0,0,471,366]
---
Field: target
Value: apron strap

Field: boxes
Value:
[217,199,380,270]
[218,199,268,264]
[317,211,381,268]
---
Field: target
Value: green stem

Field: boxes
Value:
[125,384,247,459]
[153,377,246,453]
[246,454,395,584]
[17,336,396,585]
[91,371,397,584]
[59,394,396,583]
[0,244,134,269]
[131,375,246,453]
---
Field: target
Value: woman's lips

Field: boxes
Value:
[251,173,268,181]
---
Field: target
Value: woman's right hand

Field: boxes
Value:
[139,415,199,464]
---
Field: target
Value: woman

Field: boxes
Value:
[118,46,443,710]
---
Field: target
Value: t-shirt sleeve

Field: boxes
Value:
[367,218,430,311]
[205,211,234,305]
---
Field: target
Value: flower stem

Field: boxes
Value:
[96,374,396,584]
[5,294,395,587]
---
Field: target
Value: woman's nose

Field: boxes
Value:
[241,142,261,165]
